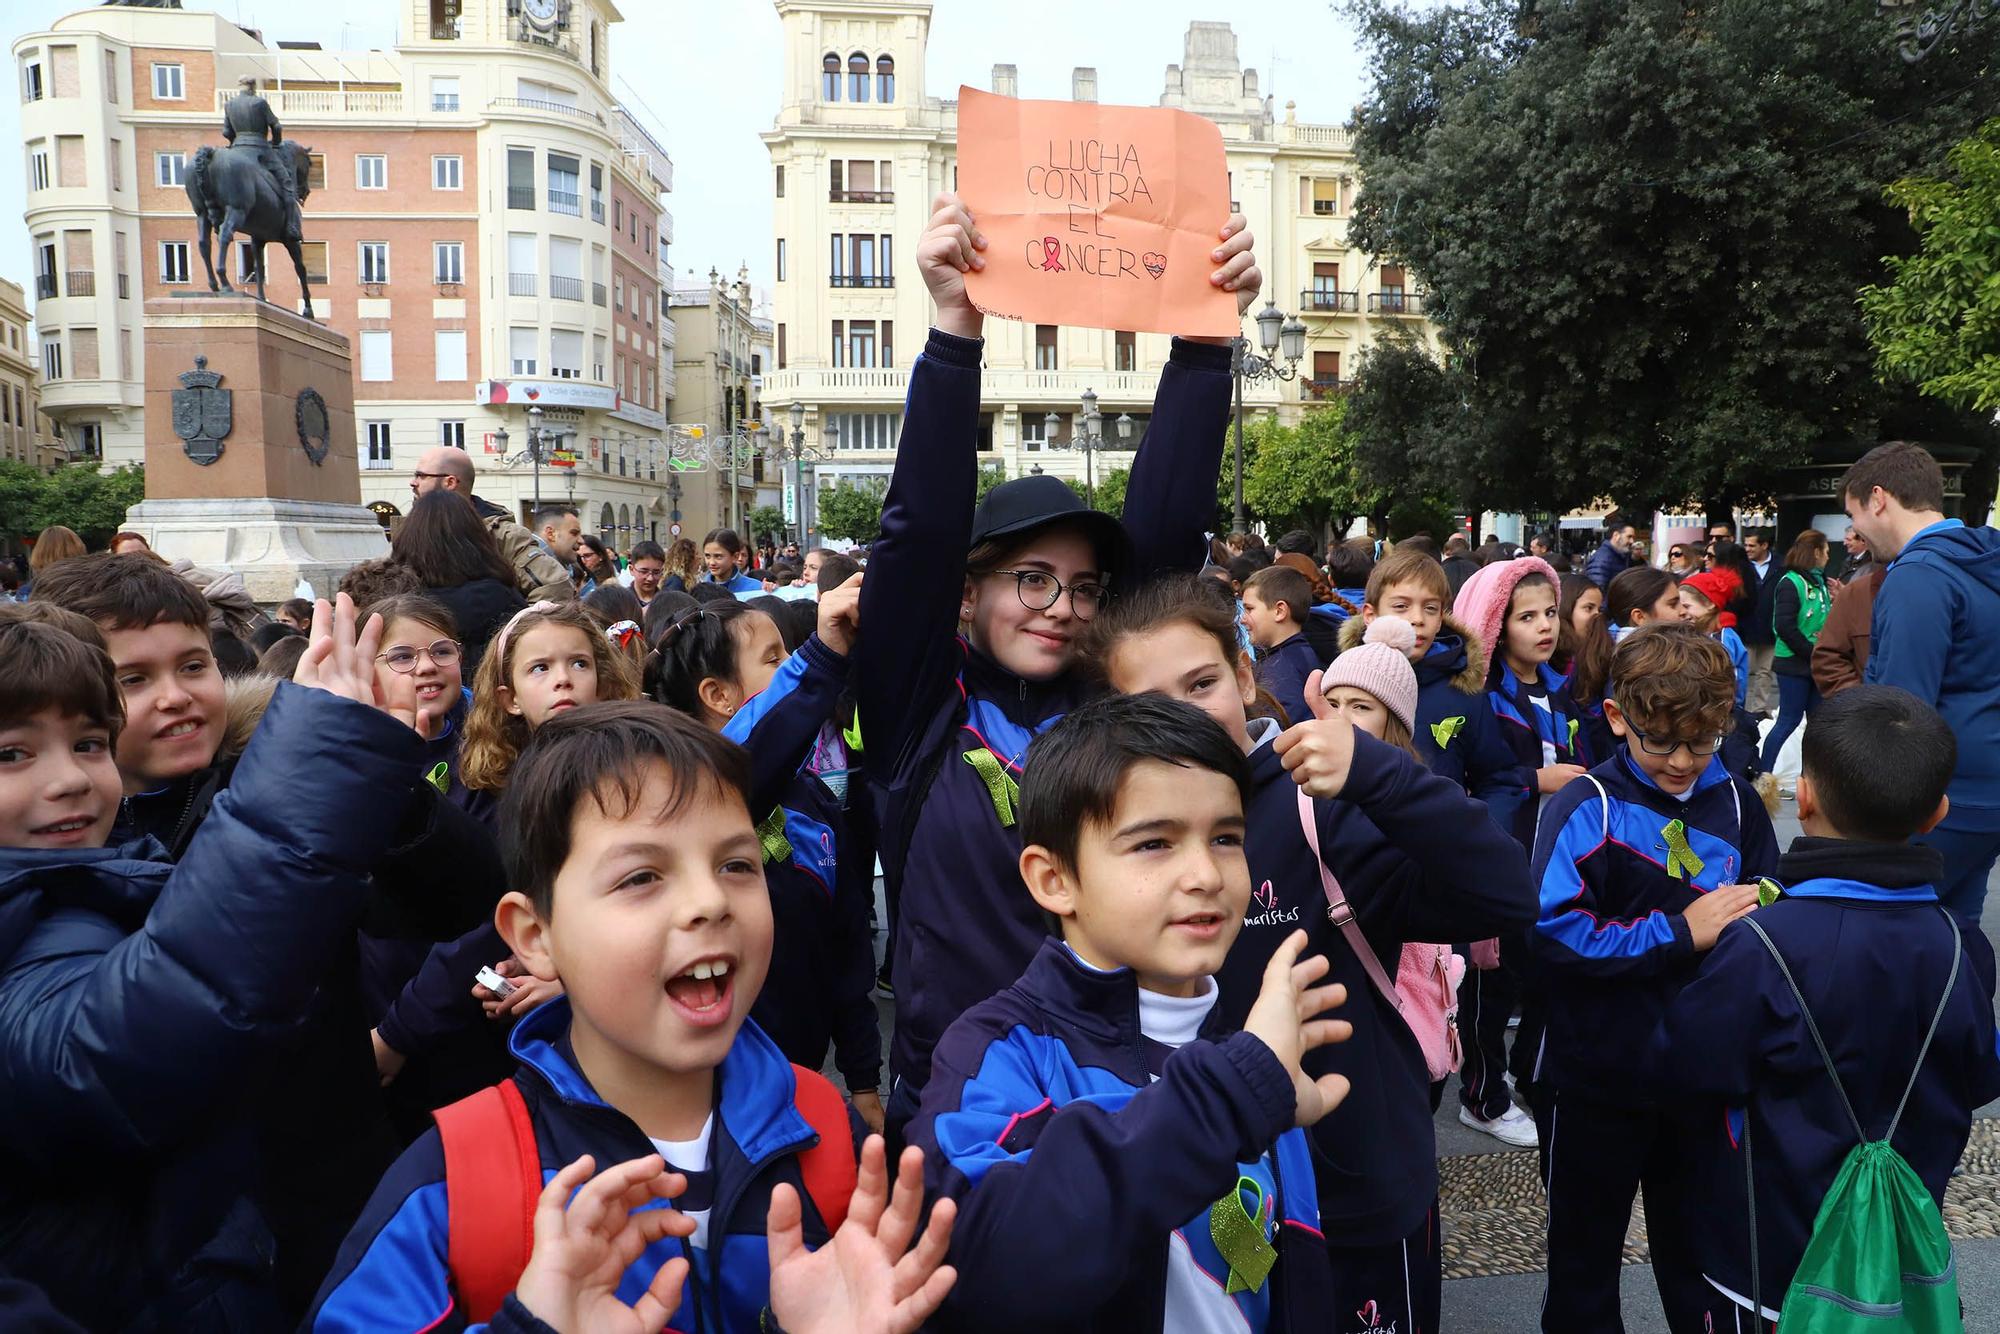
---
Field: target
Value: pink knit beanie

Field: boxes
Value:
[1320,615,1420,733]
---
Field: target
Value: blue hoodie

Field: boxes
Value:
[1253,631,1321,726]
[1655,838,2000,1315]
[1867,519,2000,824]
[855,328,1234,1105]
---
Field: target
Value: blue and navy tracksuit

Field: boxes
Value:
[1254,630,1322,725]
[308,998,836,1333]
[1217,720,1535,1328]
[1527,749,1779,1332]
[1656,837,2000,1326]
[907,938,1337,1333]
[1712,626,1761,783]
[723,634,881,1096]
[855,328,1232,1129]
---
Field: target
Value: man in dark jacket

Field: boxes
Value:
[1848,441,2000,927]
[1583,513,1639,590]
[410,446,573,602]
[1739,527,1779,715]
[1441,533,1481,596]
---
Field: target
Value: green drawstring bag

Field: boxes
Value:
[1740,911,1964,1333]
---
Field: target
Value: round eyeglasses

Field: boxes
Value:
[377,639,461,674]
[989,568,1108,620]
[1630,726,1727,758]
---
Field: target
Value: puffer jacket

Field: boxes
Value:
[469,495,574,603]
[0,685,424,1331]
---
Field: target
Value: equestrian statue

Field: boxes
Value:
[185,76,316,319]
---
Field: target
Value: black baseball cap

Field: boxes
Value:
[969,475,1134,583]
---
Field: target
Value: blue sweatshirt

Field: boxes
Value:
[1655,838,2000,1314]
[908,938,1335,1333]
[723,634,881,1093]
[855,328,1233,1101]
[309,999,836,1334]
[1867,519,2000,825]
[1215,721,1536,1243]
[1527,750,1779,1101]
[1254,631,1322,726]
[705,570,764,594]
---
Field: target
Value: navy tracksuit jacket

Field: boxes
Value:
[907,938,1335,1333]
[1656,838,2000,1313]
[1527,751,1781,1101]
[855,328,1233,1105]
[1254,631,1322,726]
[1216,721,1536,1245]
[1488,660,1586,850]
[722,633,881,1094]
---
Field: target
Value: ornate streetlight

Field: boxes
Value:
[1230,301,1307,533]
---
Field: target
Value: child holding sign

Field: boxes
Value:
[861,190,1262,1140]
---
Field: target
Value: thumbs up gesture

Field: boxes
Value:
[1272,670,1359,801]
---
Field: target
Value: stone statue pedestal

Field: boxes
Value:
[124,296,385,602]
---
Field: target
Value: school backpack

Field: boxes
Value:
[432,1064,858,1326]
[1738,911,1964,1333]
[1295,789,1464,1080]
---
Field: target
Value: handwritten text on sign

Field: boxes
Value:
[959,87,1237,338]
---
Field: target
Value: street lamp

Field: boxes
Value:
[788,399,811,546]
[1230,300,1307,534]
[1058,387,1133,510]
[1878,0,1999,62]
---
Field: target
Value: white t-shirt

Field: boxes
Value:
[648,1114,715,1252]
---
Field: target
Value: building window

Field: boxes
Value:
[507,232,536,294]
[154,151,185,187]
[430,76,459,112]
[509,327,537,376]
[828,320,843,369]
[547,153,580,215]
[848,320,876,369]
[550,329,583,379]
[1306,177,1338,216]
[359,330,392,381]
[776,238,786,282]
[434,329,467,381]
[159,240,190,284]
[150,63,183,100]
[1022,414,1045,451]
[358,242,389,285]
[356,154,387,190]
[1379,265,1408,310]
[775,164,784,198]
[879,233,893,281]
[306,152,327,190]
[434,240,464,284]
[440,420,465,450]
[109,138,122,190]
[877,54,895,102]
[506,147,534,209]
[432,155,462,190]
[365,420,393,469]
[1034,324,1058,370]
[22,61,44,102]
[822,52,840,101]
[1115,329,1136,372]
[589,162,604,223]
[826,411,899,451]
[777,323,786,370]
[848,52,870,103]
[300,240,328,284]
[41,338,61,380]
[593,334,607,381]
[549,236,582,300]
[882,319,894,368]
[103,49,117,101]
[28,146,48,192]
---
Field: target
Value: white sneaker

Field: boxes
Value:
[1459,1102,1539,1148]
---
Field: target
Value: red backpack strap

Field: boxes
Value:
[435,1079,542,1327]
[789,1064,857,1233]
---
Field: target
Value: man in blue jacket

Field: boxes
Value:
[1847,441,2000,927]
[1584,512,1640,591]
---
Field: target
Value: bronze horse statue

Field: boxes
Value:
[185,139,316,319]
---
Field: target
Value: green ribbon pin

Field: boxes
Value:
[1208,1177,1277,1296]
[425,761,451,795]
[843,708,864,755]
[962,748,1020,828]
[1662,819,1705,881]
[1430,716,1466,749]
[756,807,793,865]
[1756,877,1783,907]
[1567,718,1580,750]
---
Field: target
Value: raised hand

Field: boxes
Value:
[292,594,386,706]
[512,1153,694,1334]
[817,571,864,657]
[767,1136,958,1334]
[1241,929,1352,1128]
[916,192,988,339]
[1273,670,1359,800]
[1184,214,1264,347]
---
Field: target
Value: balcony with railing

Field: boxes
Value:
[63,270,94,298]
[613,109,675,192]
[549,274,583,301]
[116,273,129,300]
[1302,377,1348,402]
[364,455,395,471]
[1300,287,1358,314]
[548,188,581,217]
[508,272,537,296]
[830,275,894,288]
[829,189,894,204]
[212,87,405,116]
[489,96,603,126]
[592,282,608,307]
[1369,291,1423,316]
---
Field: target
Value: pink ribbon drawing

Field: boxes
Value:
[1039,237,1064,271]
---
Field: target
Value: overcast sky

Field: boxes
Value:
[1,0,1372,317]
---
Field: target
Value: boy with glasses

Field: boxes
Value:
[1528,623,1778,1332]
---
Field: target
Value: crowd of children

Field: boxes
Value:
[1,191,1996,1334]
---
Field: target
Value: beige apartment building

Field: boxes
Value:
[760,4,1437,496]
[0,277,62,470]
[669,266,769,539]
[15,0,687,545]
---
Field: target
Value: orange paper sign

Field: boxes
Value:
[958,86,1239,339]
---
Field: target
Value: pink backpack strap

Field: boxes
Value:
[1296,787,1401,1013]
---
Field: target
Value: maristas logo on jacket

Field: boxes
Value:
[1348,1298,1398,1333]
[1243,879,1301,928]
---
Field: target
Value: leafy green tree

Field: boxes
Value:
[1062,466,1130,521]
[974,462,1009,506]
[747,504,787,546]
[1244,401,1386,542]
[815,479,885,544]
[0,460,44,542]
[1862,118,2000,416]
[0,463,146,548]
[1344,0,2000,517]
